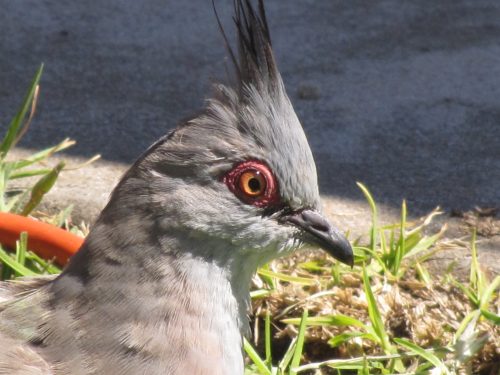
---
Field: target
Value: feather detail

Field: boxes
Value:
[214,0,280,96]
[0,276,55,305]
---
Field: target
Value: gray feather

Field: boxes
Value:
[0,1,324,374]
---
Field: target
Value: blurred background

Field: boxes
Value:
[0,1,499,262]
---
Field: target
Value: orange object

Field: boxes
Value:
[0,212,84,266]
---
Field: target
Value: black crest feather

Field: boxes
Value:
[214,0,280,95]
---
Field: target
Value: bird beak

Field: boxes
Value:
[283,209,354,267]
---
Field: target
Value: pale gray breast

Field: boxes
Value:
[0,260,244,375]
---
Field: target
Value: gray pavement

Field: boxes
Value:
[1,1,499,273]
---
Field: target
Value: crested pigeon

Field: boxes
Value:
[0,1,353,374]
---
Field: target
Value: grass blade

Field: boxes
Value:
[328,331,375,348]
[278,337,297,373]
[290,309,308,375]
[469,230,485,297]
[0,245,37,277]
[243,337,272,375]
[479,276,500,310]
[394,338,450,375]
[453,313,489,364]
[282,314,367,330]
[15,231,28,265]
[480,309,500,325]
[0,64,44,159]
[25,252,60,274]
[362,266,391,351]
[257,268,316,286]
[393,200,406,277]
[356,182,378,252]
[265,311,272,366]
[20,161,65,216]
[10,138,75,171]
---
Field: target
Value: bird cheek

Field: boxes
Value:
[271,226,303,254]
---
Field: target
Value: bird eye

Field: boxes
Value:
[239,171,266,197]
[222,160,280,208]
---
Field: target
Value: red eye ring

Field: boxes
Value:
[222,160,280,208]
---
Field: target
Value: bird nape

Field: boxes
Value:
[0,1,353,374]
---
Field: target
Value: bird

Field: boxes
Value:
[0,1,353,374]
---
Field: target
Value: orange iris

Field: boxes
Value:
[238,170,266,197]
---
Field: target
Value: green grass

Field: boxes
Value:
[0,65,77,216]
[1,68,499,375]
[245,186,499,374]
[0,66,95,278]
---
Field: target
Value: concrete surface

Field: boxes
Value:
[0,1,498,273]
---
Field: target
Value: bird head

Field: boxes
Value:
[99,0,353,271]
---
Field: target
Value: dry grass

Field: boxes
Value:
[249,243,499,374]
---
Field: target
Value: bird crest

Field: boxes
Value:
[216,0,280,97]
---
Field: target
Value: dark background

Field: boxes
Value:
[1,0,499,217]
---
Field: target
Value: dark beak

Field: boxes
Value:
[283,209,354,267]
